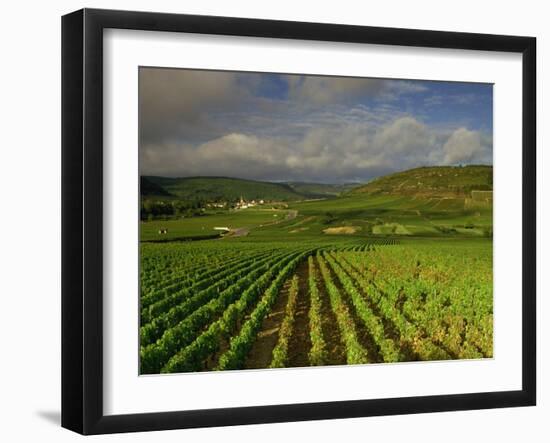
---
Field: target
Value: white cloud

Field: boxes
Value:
[139,68,492,182]
[141,117,492,182]
[442,128,492,165]
[373,117,435,155]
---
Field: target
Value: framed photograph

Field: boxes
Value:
[61,8,536,435]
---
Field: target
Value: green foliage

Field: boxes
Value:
[140,209,290,242]
[286,182,359,198]
[138,165,494,374]
[324,252,399,362]
[140,251,279,345]
[216,252,311,371]
[335,240,492,360]
[349,165,493,197]
[141,250,302,373]
[307,256,329,366]
[143,176,305,202]
[270,275,299,368]
[140,237,492,374]
[317,254,369,365]
[141,176,173,197]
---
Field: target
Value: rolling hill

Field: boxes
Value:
[142,165,493,203]
[350,165,493,197]
[286,182,360,198]
[143,176,306,201]
[141,176,361,201]
[140,177,174,197]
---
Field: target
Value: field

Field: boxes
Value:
[139,177,493,374]
[141,209,291,241]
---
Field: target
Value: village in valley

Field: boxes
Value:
[207,196,266,210]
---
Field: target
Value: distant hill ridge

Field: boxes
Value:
[143,176,306,201]
[286,181,360,197]
[142,165,493,201]
[350,165,493,197]
[140,177,174,197]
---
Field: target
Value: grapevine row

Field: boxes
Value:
[141,254,284,346]
[307,256,329,366]
[324,252,400,362]
[140,250,277,328]
[161,251,309,373]
[269,275,299,368]
[141,250,303,373]
[216,252,311,370]
[316,254,369,365]
[336,252,450,361]
[141,249,230,294]
[141,249,271,309]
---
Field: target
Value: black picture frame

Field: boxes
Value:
[61,8,536,435]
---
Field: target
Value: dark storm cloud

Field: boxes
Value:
[139,68,244,144]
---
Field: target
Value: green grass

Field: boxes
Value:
[160,191,491,243]
[350,165,492,197]
[286,182,360,198]
[144,176,305,201]
[142,176,361,201]
[140,209,290,241]
[372,223,411,235]
[256,193,493,240]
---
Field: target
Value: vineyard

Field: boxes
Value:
[140,238,492,374]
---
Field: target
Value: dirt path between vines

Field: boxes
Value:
[325,258,382,364]
[286,261,312,368]
[314,257,347,366]
[243,279,292,369]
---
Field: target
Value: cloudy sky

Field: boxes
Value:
[139,67,492,183]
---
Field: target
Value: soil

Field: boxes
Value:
[325,259,382,363]
[337,254,419,362]
[323,226,359,235]
[313,258,347,366]
[243,279,292,369]
[286,261,313,368]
